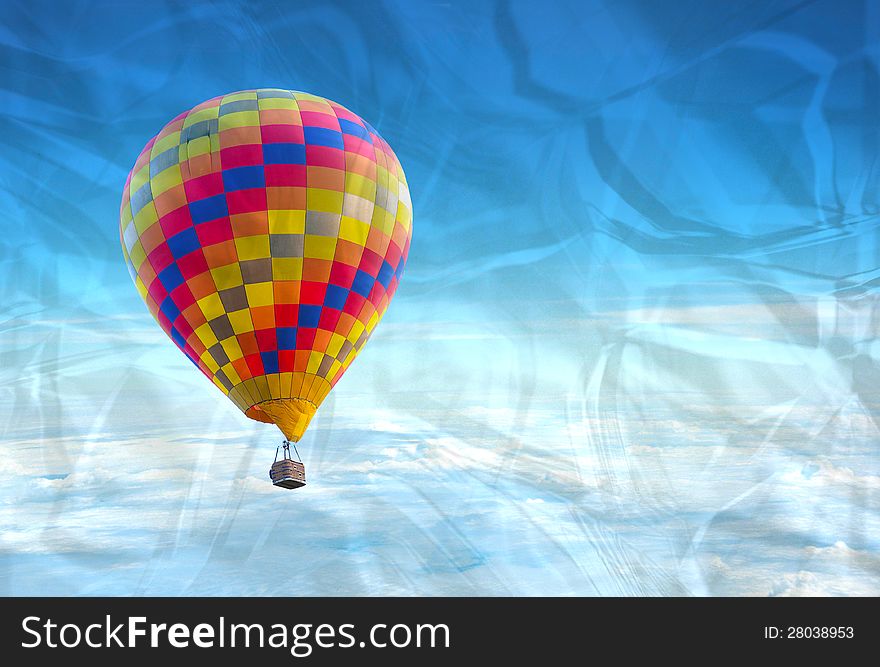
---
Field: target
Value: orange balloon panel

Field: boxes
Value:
[119,90,412,440]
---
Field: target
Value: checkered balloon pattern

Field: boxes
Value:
[120,90,412,441]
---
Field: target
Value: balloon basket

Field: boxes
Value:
[270,459,306,489]
[269,442,306,489]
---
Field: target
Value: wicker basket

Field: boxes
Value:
[270,459,306,489]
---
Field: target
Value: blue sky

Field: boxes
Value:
[1,0,879,595]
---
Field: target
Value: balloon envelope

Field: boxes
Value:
[119,89,412,441]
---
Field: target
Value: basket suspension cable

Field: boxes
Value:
[269,438,306,489]
[275,441,293,464]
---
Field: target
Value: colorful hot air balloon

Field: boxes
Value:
[119,89,412,482]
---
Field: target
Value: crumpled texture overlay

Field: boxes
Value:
[1,0,878,596]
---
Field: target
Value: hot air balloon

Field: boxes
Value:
[119,89,412,488]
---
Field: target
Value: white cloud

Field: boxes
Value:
[2,393,879,596]
[803,541,880,571]
[767,570,879,597]
[781,458,880,492]
[805,541,857,558]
